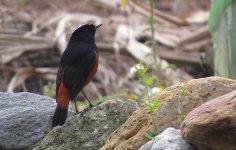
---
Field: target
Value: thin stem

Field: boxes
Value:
[148,86,157,131]
[147,87,151,102]
[150,0,157,63]
[149,0,162,86]
[180,95,183,116]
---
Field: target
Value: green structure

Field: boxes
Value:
[209,0,236,79]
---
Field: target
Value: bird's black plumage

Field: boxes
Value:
[52,24,101,127]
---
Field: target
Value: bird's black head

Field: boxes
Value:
[69,24,102,43]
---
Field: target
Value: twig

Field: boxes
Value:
[0,34,53,43]
[129,1,176,26]
[179,25,210,45]
[7,67,57,92]
[0,43,55,64]
[182,39,210,51]
[25,14,64,36]
[134,0,186,26]
[149,0,157,63]
[158,49,199,64]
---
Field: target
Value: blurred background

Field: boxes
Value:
[0,0,216,105]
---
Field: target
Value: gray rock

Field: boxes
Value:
[34,99,138,150]
[0,92,56,150]
[139,127,194,150]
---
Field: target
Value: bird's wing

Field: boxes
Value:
[56,66,63,102]
[58,49,97,100]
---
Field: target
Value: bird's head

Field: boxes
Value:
[69,24,102,43]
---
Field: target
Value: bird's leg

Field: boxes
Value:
[81,90,94,107]
[74,100,79,114]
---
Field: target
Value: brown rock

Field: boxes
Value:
[181,90,236,150]
[100,77,236,150]
[100,105,152,150]
[153,77,236,132]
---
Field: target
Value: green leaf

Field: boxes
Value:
[143,26,151,33]
[144,40,153,46]
[140,68,148,75]
[178,115,185,123]
[121,0,129,9]
[145,16,151,23]
[179,87,188,96]
[43,82,56,97]
[144,99,150,105]
[208,0,233,32]
[135,63,147,76]
[144,40,157,46]
[149,98,161,111]
[145,52,154,58]
[167,64,177,70]
[144,130,158,140]
[144,76,154,86]
[139,76,146,84]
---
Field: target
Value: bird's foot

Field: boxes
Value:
[88,103,94,108]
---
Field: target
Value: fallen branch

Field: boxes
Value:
[7,67,57,92]
[182,39,210,52]
[179,25,210,45]
[158,49,199,64]
[133,0,187,26]
[0,43,54,64]
[25,14,64,36]
[129,1,176,26]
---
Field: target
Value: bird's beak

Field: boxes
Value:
[96,24,102,29]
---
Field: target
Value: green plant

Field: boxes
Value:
[178,86,189,123]
[208,0,233,32]
[121,0,129,9]
[135,61,154,104]
[122,0,163,139]
[122,0,164,86]
[147,0,157,62]
[134,61,160,139]
[135,0,163,139]
[134,61,160,102]
[143,0,164,86]
[149,98,161,111]
[43,82,56,97]
[144,130,158,140]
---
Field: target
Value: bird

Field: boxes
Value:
[52,24,102,127]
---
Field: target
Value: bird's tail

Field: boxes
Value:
[52,104,68,127]
[53,81,70,127]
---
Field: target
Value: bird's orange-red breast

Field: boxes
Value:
[52,24,102,127]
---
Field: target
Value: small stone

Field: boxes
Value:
[139,127,194,150]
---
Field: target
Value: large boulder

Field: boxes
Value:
[34,99,138,150]
[139,127,194,150]
[0,92,56,150]
[101,77,236,150]
[181,90,236,150]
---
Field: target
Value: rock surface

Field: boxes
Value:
[139,127,193,150]
[0,92,56,150]
[101,77,236,150]
[181,90,236,150]
[100,105,152,150]
[34,99,138,150]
